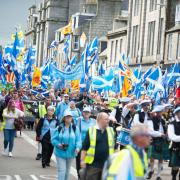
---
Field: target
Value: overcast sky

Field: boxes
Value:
[0,0,41,46]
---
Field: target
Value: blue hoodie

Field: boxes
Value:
[51,124,82,159]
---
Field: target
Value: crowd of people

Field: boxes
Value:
[0,86,180,180]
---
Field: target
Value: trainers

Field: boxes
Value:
[8,152,13,157]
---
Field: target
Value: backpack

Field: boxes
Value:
[58,123,76,134]
[14,117,24,131]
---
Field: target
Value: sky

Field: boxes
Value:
[0,0,40,47]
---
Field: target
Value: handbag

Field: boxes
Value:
[14,117,24,131]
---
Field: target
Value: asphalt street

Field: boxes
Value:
[0,130,171,180]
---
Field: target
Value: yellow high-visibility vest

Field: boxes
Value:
[85,126,115,164]
[38,104,47,118]
[107,145,148,180]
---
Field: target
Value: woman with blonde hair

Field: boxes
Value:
[2,100,24,157]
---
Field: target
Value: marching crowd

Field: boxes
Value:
[0,87,180,180]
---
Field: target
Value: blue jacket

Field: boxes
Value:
[75,117,96,143]
[55,101,69,122]
[51,124,82,159]
[36,117,58,140]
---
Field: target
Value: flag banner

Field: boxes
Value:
[92,68,114,90]
[32,67,41,87]
[71,79,80,91]
[122,75,132,97]
[50,60,84,81]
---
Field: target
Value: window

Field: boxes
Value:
[100,41,107,53]
[168,34,172,60]
[134,0,139,16]
[175,4,180,23]
[72,35,79,51]
[131,25,138,58]
[157,18,164,54]
[110,41,114,65]
[119,39,123,53]
[177,34,180,59]
[147,21,156,56]
[114,40,118,64]
[149,0,157,12]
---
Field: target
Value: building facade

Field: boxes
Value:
[164,2,180,65]
[25,5,38,48]
[52,0,128,71]
[127,0,168,69]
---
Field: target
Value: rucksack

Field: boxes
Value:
[58,123,76,134]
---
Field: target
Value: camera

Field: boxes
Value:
[61,144,69,151]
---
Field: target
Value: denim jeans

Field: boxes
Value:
[3,129,16,152]
[56,157,73,180]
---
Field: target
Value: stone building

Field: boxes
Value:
[127,0,168,69]
[164,1,180,66]
[25,5,38,48]
[126,0,180,70]
[52,0,127,73]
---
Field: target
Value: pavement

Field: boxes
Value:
[0,130,172,180]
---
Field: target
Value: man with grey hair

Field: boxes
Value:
[102,124,151,180]
[80,112,115,180]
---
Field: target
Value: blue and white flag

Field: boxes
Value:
[92,68,114,90]
[50,59,84,80]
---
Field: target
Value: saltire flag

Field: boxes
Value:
[70,55,77,66]
[11,32,20,69]
[88,37,98,55]
[167,63,180,86]
[146,67,162,85]
[25,47,34,74]
[88,50,98,69]
[80,77,86,92]
[0,54,7,85]
[92,68,114,90]
[98,63,105,76]
[142,67,152,83]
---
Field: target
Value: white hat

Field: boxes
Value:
[120,97,131,103]
[152,105,165,113]
[140,100,151,105]
[64,94,69,97]
[174,107,180,114]
[63,110,72,117]
[47,105,55,111]
[163,103,173,109]
[83,107,91,113]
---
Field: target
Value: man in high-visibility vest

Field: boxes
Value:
[80,112,115,180]
[102,124,151,180]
